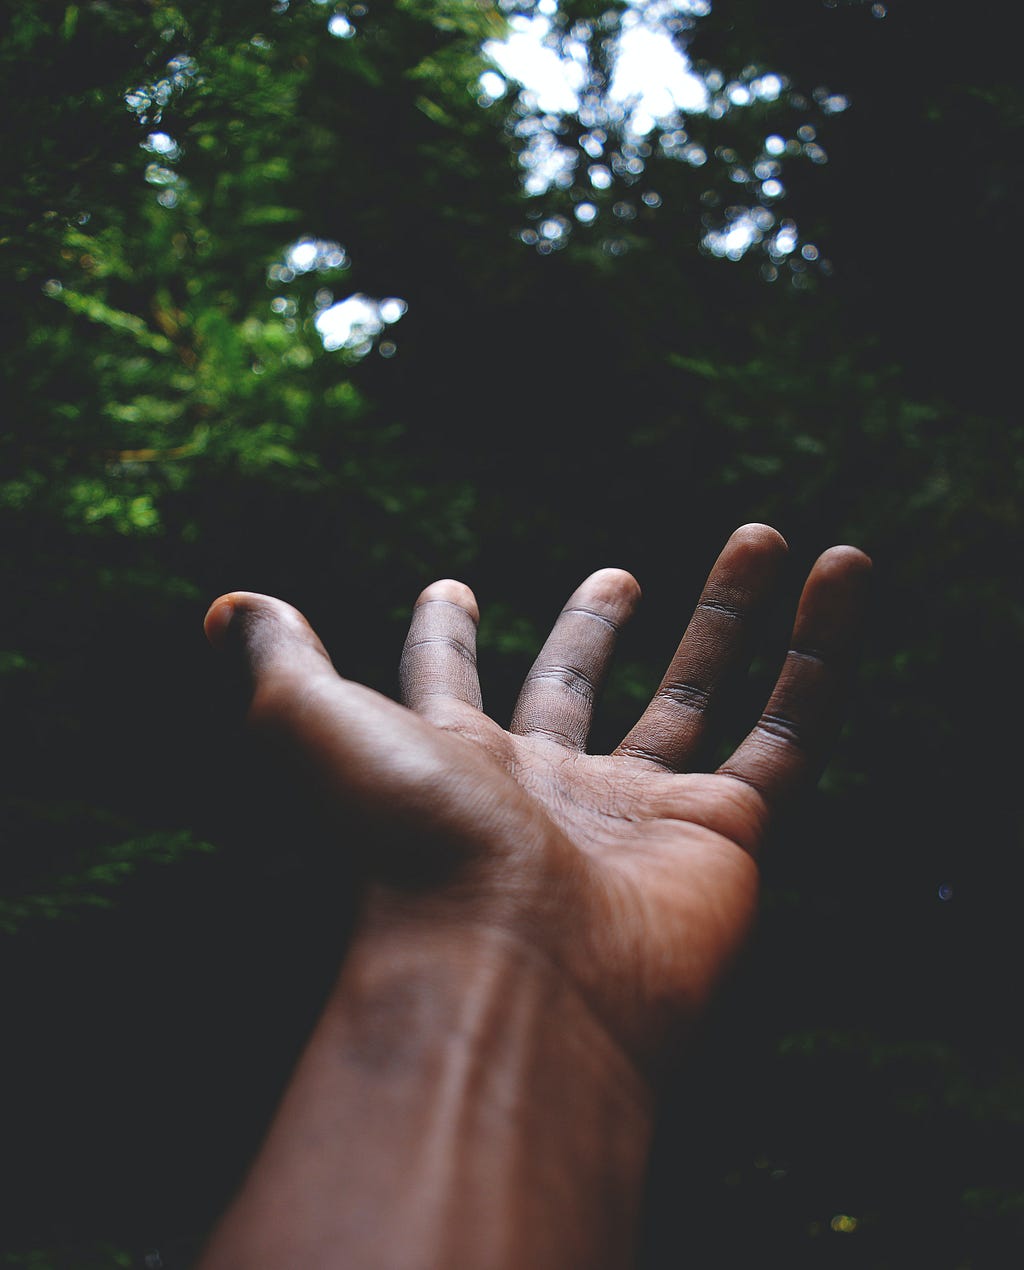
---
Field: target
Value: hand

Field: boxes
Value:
[204,524,870,1073]
[199,524,870,1269]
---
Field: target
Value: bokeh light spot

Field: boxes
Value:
[327,14,355,38]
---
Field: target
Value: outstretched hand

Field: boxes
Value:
[204,525,870,1074]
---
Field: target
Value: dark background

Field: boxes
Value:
[1,1,1021,1265]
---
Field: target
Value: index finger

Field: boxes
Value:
[400,580,484,716]
[717,544,871,822]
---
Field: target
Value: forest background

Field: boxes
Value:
[1,0,1021,1266]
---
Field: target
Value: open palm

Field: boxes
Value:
[205,524,869,1071]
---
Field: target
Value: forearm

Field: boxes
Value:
[198,915,655,1270]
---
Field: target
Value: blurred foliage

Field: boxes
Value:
[0,829,214,935]
[1,0,1022,1265]
[1,1246,133,1270]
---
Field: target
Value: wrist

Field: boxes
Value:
[332,899,655,1105]
[202,904,654,1270]
[329,914,655,1267]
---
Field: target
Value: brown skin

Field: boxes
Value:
[197,524,871,1270]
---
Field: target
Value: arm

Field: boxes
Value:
[197,524,870,1270]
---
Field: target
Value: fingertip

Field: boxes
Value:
[204,595,237,649]
[567,567,642,628]
[704,524,788,608]
[712,526,789,586]
[817,544,873,574]
[581,567,642,607]
[415,579,480,623]
[794,545,872,648]
[807,546,873,605]
[203,590,332,668]
[729,522,789,555]
[204,591,269,649]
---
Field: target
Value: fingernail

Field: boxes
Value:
[204,599,235,649]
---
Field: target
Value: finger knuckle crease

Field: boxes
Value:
[788,645,827,666]
[416,597,475,618]
[525,724,578,747]
[405,636,476,665]
[526,665,595,700]
[561,606,620,633]
[658,680,712,711]
[755,712,805,748]
[697,598,745,621]
[717,765,773,808]
[616,743,674,770]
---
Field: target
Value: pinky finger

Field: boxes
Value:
[717,545,871,821]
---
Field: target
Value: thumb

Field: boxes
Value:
[203,591,367,889]
[204,591,335,685]
[203,589,345,782]
[203,589,438,815]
